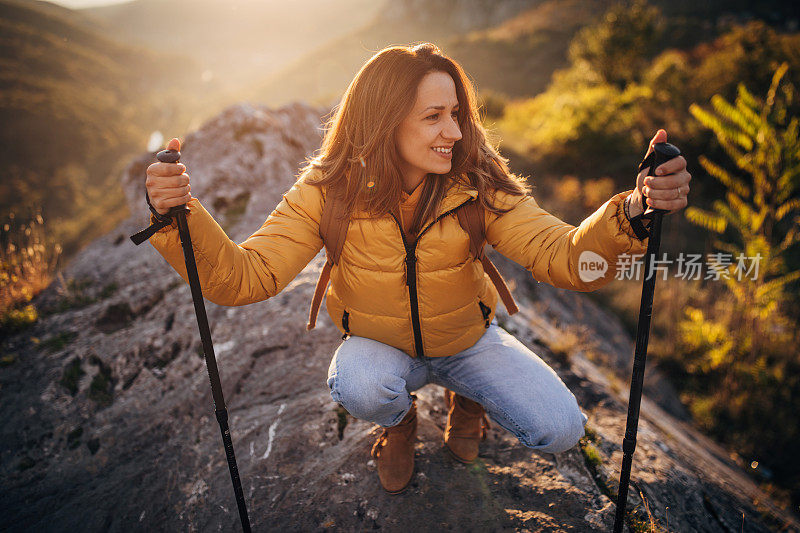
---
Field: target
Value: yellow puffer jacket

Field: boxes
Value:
[148,169,648,358]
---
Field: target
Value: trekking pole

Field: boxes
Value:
[612,142,681,533]
[129,147,252,533]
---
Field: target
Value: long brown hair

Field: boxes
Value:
[299,42,531,236]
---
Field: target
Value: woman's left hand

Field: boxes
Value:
[629,129,691,216]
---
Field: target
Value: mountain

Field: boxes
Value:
[80,0,386,92]
[1,101,797,531]
[0,0,206,257]
[245,0,800,108]
[243,0,553,108]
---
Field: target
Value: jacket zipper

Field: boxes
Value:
[478,300,491,328]
[389,198,475,358]
[341,309,350,340]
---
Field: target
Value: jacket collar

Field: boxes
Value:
[436,173,478,218]
[349,173,477,220]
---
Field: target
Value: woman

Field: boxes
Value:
[144,43,690,494]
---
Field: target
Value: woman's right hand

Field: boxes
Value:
[145,137,192,215]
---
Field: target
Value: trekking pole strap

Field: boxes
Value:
[129,191,175,245]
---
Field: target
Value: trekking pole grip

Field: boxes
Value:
[156,148,191,216]
[639,142,681,242]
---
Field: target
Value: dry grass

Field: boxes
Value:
[0,210,61,331]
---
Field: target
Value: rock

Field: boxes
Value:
[0,101,796,532]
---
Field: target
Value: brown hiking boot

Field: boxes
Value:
[370,398,417,494]
[443,388,491,463]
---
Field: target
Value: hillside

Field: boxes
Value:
[80,0,385,92]
[0,0,206,258]
[245,0,800,108]
[243,0,549,107]
[1,102,797,531]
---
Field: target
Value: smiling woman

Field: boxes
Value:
[304,43,532,238]
[145,42,680,496]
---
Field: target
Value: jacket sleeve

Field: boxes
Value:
[147,171,325,306]
[485,188,649,292]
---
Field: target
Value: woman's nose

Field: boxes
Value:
[444,118,462,141]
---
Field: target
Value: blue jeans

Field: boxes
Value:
[326,317,589,454]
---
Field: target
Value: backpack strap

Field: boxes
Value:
[319,186,349,264]
[457,198,486,260]
[306,258,332,330]
[456,200,519,316]
[480,255,519,315]
[307,186,350,330]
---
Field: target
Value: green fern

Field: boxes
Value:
[697,154,750,197]
[683,206,727,233]
[675,63,800,497]
[688,61,800,285]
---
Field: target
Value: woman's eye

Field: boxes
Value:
[427,112,459,120]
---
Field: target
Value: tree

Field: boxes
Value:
[672,61,800,507]
[686,61,800,338]
[567,0,663,90]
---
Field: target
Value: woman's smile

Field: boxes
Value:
[431,145,453,159]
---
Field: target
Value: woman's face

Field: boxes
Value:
[395,71,462,186]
